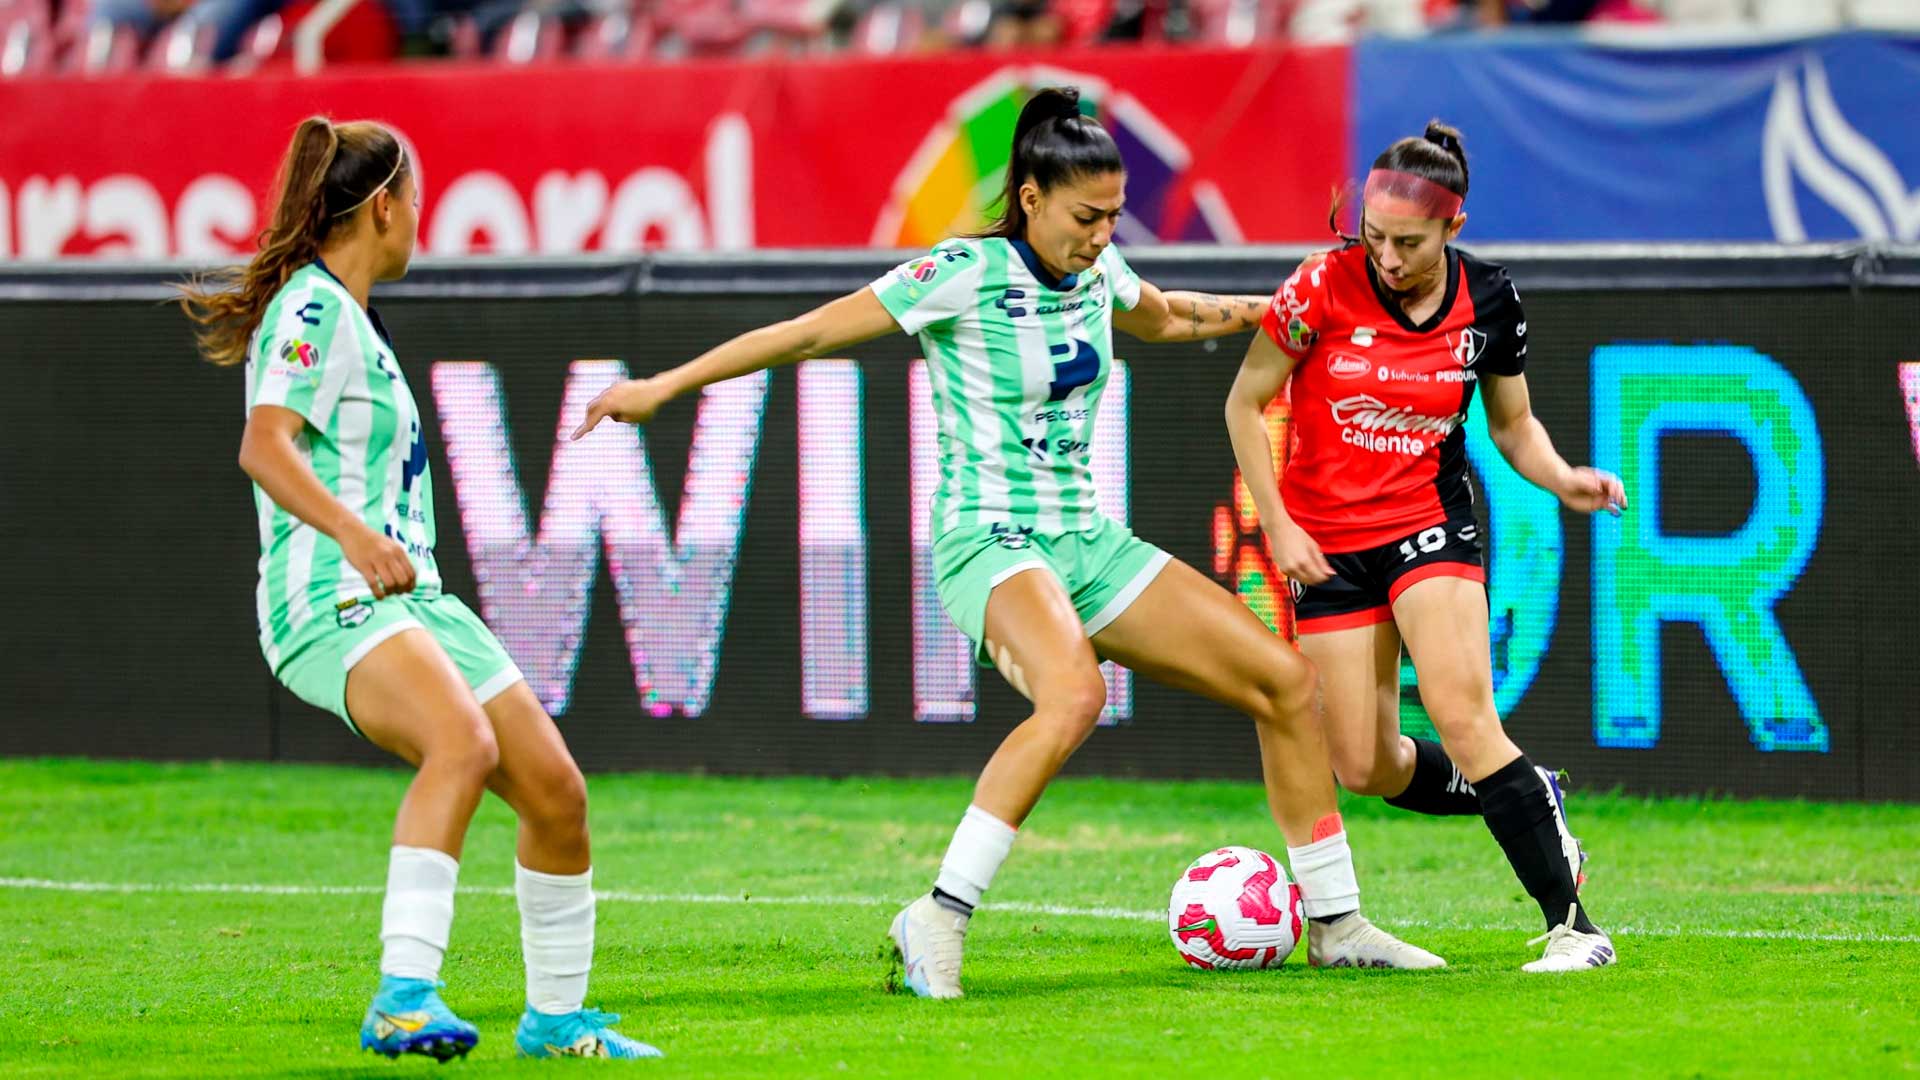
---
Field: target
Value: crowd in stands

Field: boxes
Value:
[2,0,1915,76]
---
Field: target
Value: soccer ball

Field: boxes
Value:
[1167,846,1303,970]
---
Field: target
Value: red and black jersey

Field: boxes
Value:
[1257,244,1527,553]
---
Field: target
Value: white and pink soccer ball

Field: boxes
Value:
[1167,846,1303,970]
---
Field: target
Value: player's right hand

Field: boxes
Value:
[572,377,674,439]
[1265,520,1335,585]
[342,527,416,599]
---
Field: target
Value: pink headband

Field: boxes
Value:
[1363,168,1463,220]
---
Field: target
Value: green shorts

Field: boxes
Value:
[933,516,1172,667]
[269,592,523,736]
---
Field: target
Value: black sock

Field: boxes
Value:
[1383,738,1483,817]
[1309,910,1355,927]
[930,886,975,918]
[1476,755,1598,934]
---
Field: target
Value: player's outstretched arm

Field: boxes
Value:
[572,288,900,438]
[239,405,417,598]
[1480,371,1627,516]
[1225,332,1333,584]
[1114,279,1269,343]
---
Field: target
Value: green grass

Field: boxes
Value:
[0,759,1915,1078]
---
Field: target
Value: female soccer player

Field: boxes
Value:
[575,88,1444,998]
[1225,122,1621,972]
[179,117,661,1059]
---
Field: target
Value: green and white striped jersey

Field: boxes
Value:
[244,261,439,664]
[872,237,1142,534]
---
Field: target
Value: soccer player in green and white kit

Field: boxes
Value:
[179,117,660,1061]
[576,88,1446,997]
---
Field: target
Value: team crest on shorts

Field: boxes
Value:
[335,598,375,629]
[990,523,1035,550]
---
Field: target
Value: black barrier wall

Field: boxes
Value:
[3,247,1917,800]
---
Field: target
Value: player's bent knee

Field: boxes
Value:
[427,718,501,783]
[1034,676,1109,748]
[528,761,589,832]
[1245,650,1316,729]
[1424,704,1501,760]
[1330,751,1395,796]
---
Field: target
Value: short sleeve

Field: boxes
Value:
[1259,258,1330,360]
[870,242,988,336]
[1477,270,1527,377]
[248,284,352,430]
[1097,244,1141,311]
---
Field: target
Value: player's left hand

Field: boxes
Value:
[572,377,674,439]
[1559,467,1627,516]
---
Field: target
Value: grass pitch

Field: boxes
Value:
[0,758,1915,1078]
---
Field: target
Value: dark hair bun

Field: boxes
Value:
[1423,120,1465,163]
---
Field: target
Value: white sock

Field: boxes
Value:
[932,805,1018,910]
[517,863,595,1016]
[1287,830,1361,920]
[380,845,459,981]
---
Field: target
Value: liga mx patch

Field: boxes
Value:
[909,258,939,283]
[278,339,321,383]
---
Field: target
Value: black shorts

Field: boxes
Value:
[1293,517,1485,634]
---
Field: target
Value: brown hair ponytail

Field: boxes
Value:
[177,116,407,367]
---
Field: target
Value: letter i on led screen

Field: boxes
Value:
[909,361,1134,724]
[798,360,868,720]
[910,361,976,721]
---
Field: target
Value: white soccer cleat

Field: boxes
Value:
[888,894,968,999]
[1307,913,1447,970]
[1523,905,1618,973]
[1537,766,1589,891]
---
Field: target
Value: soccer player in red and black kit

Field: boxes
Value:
[1225,122,1623,972]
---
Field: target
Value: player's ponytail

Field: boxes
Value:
[1372,119,1470,201]
[1418,120,1470,197]
[177,116,410,368]
[978,86,1125,240]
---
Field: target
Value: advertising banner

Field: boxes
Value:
[1355,32,1920,242]
[3,252,1916,800]
[0,45,1349,259]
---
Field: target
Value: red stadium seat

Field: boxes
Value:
[573,9,657,60]
[490,7,566,62]
[69,19,142,71]
[740,0,824,37]
[1051,0,1114,44]
[225,11,286,73]
[278,0,397,64]
[652,0,751,58]
[850,0,923,53]
[150,15,215,72]
[1184,0,1287,44]
[0,0,55,75]
[940,0,991,43]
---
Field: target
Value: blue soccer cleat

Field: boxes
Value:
[515,1006,663,1060]
[359,975,479,1062]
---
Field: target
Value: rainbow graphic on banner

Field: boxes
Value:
[873,67,1242,248]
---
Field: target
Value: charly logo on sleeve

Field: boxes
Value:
[1764,55,1920,242]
